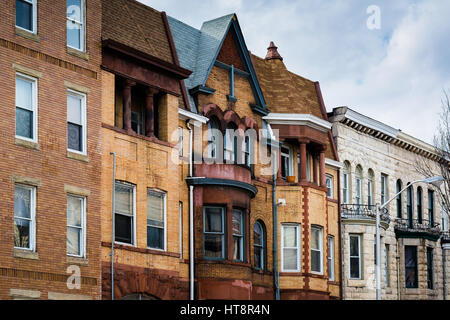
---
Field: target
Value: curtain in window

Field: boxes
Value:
[311,227,322,272]
[67,196,82,256]
[14,185,31,248]
[147,191,165,249]
[283,226,298,270]
[115,183,133,244]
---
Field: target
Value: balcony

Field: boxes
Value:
[341,204,390,228]
[394,218,441,241]
[441,231,450,244]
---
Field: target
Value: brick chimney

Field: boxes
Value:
[265,41,283,61]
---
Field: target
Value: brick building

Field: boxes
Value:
[0,0,103,299]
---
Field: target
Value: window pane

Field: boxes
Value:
[16,78,33,110]
[67,196,82,227]
[16,0,33,31]
[311,228,320,250]
[254,247,262,269]
[115,214,132,244]
[148,192,164,226]
[67,95,82,125]
[14,218,30,248]
[68,122,82,151]
[148,226,163,250]
[115,184,133,216]
[67,0,82,21]
[14,186,31,219]
[350,236,359,257]
[311,250,321,272]
[67,226,81,255]
[232,210,242,235]
[67,21,81,49]
[283,226,297,247]
[204,234,223,258]
[205,208,222,233]
[253,223,262,246]
[405,246,418,288]
[233,236,242,260]
[283,248,297,270]
[350,257,360,278]
[16,108,33,139]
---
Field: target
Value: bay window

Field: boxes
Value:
[328,236,335,281]
[311,226,323,274]
[405,246,418,288]
[232,209,244,261]
[281,224,301,272]
[203,207,225,259]
[349,234,361,279]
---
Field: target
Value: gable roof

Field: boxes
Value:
[168,14,267,114]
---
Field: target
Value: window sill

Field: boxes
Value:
[199,259,251,268]
[67,256,89,266]
[347,279,366,287]
[13,248,38,260]
[15,27,40,43]
[67,151,90,163]
[67,47,89,61]
[15,138,40,151]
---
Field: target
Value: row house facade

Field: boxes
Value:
[0,0,103,299]
[329,107,450,300]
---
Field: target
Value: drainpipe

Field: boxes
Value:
[443,245,447,300]
[186,121,195,300]
[396,240,401,300]
[272,148,280,300]
[110,152,116,300]
[337,169,344,300]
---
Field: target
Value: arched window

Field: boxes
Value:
[253,221,266,270]
[224,123,237,162]
[396,180,403,218]
[367,169,374,206]
[417,187,423,224]
[406,183,413,227]
[355,165,363,206]
[342,161,350,204]
[207,117,220,159]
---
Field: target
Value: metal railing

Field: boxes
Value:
[341,204,390,223]
[394,218,441,236]
[441,231,450,242]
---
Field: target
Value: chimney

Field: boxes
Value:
[265,41,283,61]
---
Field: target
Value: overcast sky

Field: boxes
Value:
[139,0,450,144]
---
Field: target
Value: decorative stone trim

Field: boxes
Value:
[15,138,40,150]
[67,47,89,61]
[64,80,90,94]
[67,151,90,163]
[13,63,43,78]
[64,184,91,197]
[11,174,42,187]
[48,292,93,300]
[10,288,41,300]
[67,256,89,266]
[13,248,39,260]
[15,27,40,43]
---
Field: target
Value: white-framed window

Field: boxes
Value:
[328,236,335,281]
[67,90,87,154]
[178,127,183,157]
[343,162,350,203]
[232,209,245,262]
[281,146,292,178]
[14,184,36,251]
[114,181,135,245]
[306,152,312,182]
[349,234,361,279]
[147,190,166,251]
[67,195,86,257]
[442,202,448,232]
[15,0,37,34]
[326,174,333,198]
[355,166,362,205]
[66,0,85,52]
[311,226,323,274]
[15,73,38,143]
[381,174,388,204]
[368,170,374,206]
[281,224,301,272]
[203,206,225,259]
[253,221,265,270]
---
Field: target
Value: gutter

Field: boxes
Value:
[272,150,280,300]
[110,152,116,300]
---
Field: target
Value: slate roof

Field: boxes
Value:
[102,0,174,64]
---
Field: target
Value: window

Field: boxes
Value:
[281,224,301,272]
[406,183,413,227]
[147,190,166,250]
[114,182,135,245]
[396,180,403,218]
[281,146,292,179]
[381,174,388,205]
[67,195,85,257]
[349,234,361,279]
[67,0,85,51]
[203,207,225,259]
[343,162,350,204]
[443,202,448,232]
[355,166,362,206]
[207,118,219,160]
[67,90,86,154]
[427,247,433,289]
[14,184,36,250]
[306,152,312,182]
[131,110,144,135]
[417,187,423,224]
[242,135,251,167]
[232,209,244,261]
[428,190,434,225]
[328,236,335,281]
[178,127,183,157]
[368,170,374,206]
[253,221,265,270]
[16,0,37,33]
[326,175,333,198]
[224,124,237,163]
[405,246,418,288]
[15,73,38,142]
[311,226,323,274]
[385,244,390,287]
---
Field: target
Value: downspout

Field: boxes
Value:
[337,169,344,300]
[396,240,401,300]
[272,148,280,300]
[186,121,195,300]
[110,152,116,300]
[443,245,446,300]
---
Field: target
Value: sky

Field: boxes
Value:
[139,0,450,145]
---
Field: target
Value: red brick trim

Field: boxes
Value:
[301,187,310,290]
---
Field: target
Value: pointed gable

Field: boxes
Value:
[216,29,245,71]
